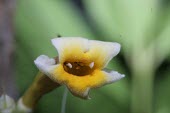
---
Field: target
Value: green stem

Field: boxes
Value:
[131,53,154,113]
[61,87,68,113]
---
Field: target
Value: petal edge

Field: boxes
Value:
[89,40,121,68]
[34,55,58,77]
[103,69,125,84]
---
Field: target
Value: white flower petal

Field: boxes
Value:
[103,69,125,84]
[17,98,32,113]
[68,87,91,99]
[83,87,91,100]
[0,94,15,113]
[51,37,89,62]
[51,37,121,68]
[89,40,121,68]
[34,55,58,77]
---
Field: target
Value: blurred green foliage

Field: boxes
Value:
[14,0,170,113]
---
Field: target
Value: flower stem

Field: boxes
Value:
[61,87,68,113]
[21,71,60,109]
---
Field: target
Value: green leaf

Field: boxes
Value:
[84,0,159,53]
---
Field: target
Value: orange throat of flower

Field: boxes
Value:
[63,61,95,76]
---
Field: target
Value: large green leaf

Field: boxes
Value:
[84,0,158,48]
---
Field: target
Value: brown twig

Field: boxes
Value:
[0,0,17,99]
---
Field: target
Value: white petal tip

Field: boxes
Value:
[121,74,125,78]
[34,55,57,76]
[104,70,125,83]
[89,62,94,69]
[51,38,60,47]
[87,96,91,100]
[71,87,91,100]
[111,71,125,80]
[17,98,32,113]
[112,43,121,56]
[34,55,55,66]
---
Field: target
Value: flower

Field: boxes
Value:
[34,37,125,99]
[0,94,15,113]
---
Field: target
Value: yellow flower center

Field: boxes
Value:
[63,61,95,76]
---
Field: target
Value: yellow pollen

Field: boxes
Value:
[63,61,95,76]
